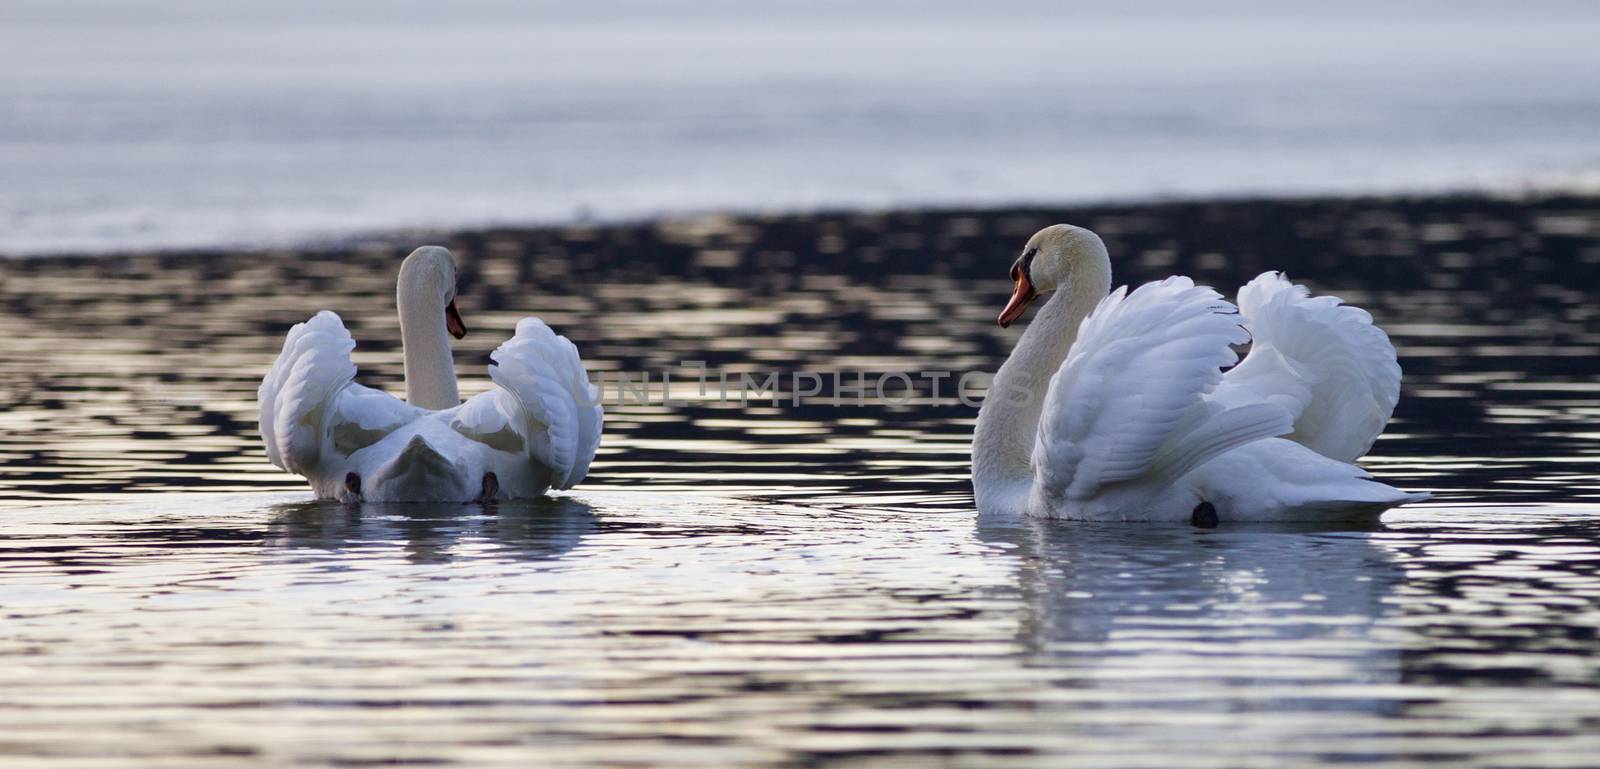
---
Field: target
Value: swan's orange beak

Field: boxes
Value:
[998,270,1036,328]
[445,299,467,339]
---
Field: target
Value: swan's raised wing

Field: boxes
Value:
[1031,277,1294,504]
[259,311,417,476]
[259,311,355,475]
[1214,272,1401,463]
[452,318,602,490]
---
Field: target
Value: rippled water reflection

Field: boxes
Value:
[3,196,1600,766]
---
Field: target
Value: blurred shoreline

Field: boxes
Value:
[6,187,1599,262]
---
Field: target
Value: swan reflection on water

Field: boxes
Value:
[5,491,1600,766]
[264,495,600,564]
[976,518,1405,725]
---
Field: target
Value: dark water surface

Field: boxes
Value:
[3,196,1600,766]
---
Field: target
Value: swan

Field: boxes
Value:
[973,224,1426,523]
[258,246,602,503]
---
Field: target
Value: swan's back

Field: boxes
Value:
[1031,277,1293,512]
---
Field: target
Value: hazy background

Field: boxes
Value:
[3,0,1599,254]
[6,5,1600,766]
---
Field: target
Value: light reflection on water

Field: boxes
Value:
[2,197,1600,765]
[5,495,1599,766]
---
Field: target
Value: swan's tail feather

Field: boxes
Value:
[366,434,469,502]
[1192,438,1425,522]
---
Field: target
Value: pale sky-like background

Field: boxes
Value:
[3,0,1599,254]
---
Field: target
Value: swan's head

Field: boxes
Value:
[997,224,1109,327]
[398,245,467,339]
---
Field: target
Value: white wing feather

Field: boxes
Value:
[454,318,602,489]
[1031,277,1294,504]
[1216,272,1401,463]
[257,311,357,475]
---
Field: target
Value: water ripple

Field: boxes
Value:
[3,197,1600,765]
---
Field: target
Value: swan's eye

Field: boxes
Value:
[1011,247,1037,283]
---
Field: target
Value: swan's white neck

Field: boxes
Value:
[973,267,1110,516]
[398,281,459,411]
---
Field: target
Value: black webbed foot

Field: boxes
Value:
[343,472,364,504]
[475,472,499,505]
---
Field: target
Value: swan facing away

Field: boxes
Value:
[973,225,1426,523]
[259,246,602,503]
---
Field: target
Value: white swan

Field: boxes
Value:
[973,225,1426,523]
[258,246,602,503]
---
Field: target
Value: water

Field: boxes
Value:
[3,196,1600,761]
[5,0,1600,255]
[7,495,1599,767]
[3,196,1600,765]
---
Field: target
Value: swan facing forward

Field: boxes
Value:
[973,225,1425,523]
[259,246,601,503]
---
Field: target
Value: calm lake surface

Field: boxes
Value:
[3,196,1600,766]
